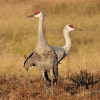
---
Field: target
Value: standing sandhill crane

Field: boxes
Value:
[52,24,81,63]
[24,11,58,97]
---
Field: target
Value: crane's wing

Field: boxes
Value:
[52,46,66,63]
[24,51,35,66]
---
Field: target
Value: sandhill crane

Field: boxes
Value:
[52,24,81,63]
[24,11,58,97]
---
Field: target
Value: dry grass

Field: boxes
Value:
[0,71,100,100]
[0,0,100,99]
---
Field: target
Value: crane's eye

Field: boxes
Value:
[69,25,74,28]
[35,11,40,15]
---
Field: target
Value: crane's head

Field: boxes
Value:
[26,11,45,18]
[64,24,82,32]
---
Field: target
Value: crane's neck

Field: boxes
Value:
[37,16,47,47]
[63,29,71,54]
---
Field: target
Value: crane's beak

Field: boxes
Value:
[74,27,82,31]
[26,14,34,18]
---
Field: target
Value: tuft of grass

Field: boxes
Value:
[69,70,100,89]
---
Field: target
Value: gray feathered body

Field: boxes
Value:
[32,45,57,72]
[52,46,66,63]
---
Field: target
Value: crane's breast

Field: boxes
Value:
[34,49,55,62]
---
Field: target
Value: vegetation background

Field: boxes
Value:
[0,0,100,99]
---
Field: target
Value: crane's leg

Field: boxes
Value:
[45,71,51,85]
[42,72,47,98]
[50,69,54,96]
[53,65,58,85]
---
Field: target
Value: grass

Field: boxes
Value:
[0,0,100,99]
[0,71,99,100]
